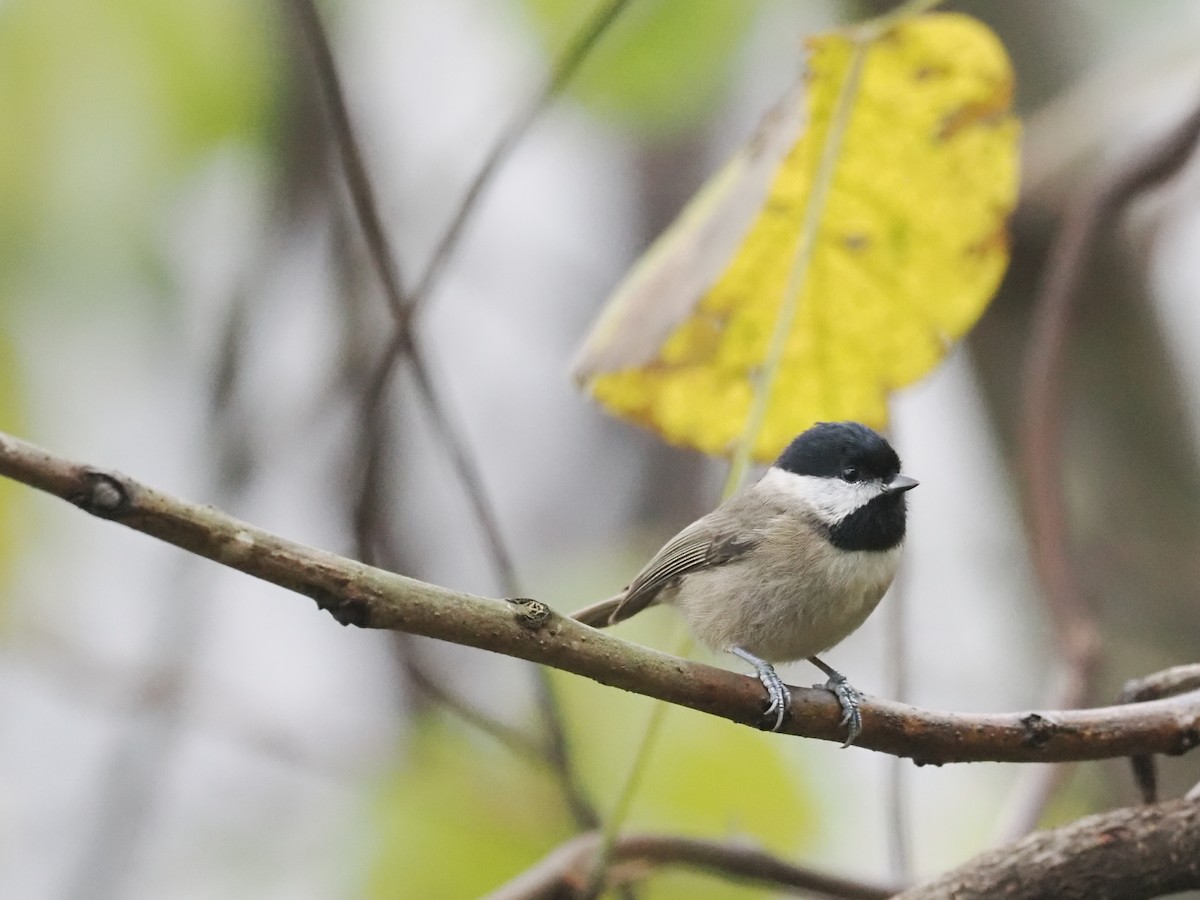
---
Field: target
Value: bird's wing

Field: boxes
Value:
[609,515,759,624]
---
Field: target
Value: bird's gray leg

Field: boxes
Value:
[728,646,790,732]
[809,655,862,747]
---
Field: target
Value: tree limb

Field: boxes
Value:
[1007,93,1200,839]
[485,831,897,900]
[288,0,603,831]
[2,428,1200,763]
[1118,663,1200,803]
[898,797,1200,899]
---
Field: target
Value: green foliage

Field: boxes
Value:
[555,662,816,853]
[369,653,817,898]
[518,0,760,135]
[369,717,577,898]
[0,0,281,292]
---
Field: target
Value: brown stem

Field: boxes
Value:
[287,0,408,321]
[898,798,1200,899]
[485,830,897,900]
[409,0,634,310]
[3,429,1199,763]
[287,0,604,829]
[1011,95,1200,840]
[1118,663,1200,803]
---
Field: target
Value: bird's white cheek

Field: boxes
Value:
[759,468,881,522]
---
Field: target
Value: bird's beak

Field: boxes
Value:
[883,474,919,494]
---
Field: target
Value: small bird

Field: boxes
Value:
[573,421,917,744]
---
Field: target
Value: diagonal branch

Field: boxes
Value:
[485,831,897,900]
[1008,93,1200,840]
[3,429,1200,764]
[408,0,634,311]
[1118,663,1200,803]
[287,0,407,322]
[287,0,612,830]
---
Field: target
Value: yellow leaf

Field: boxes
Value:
[573,13,1019,461]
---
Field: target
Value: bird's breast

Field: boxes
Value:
[671,539,902,663]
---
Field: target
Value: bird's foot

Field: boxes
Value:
[809,656,862,747]
[729,646,791,732]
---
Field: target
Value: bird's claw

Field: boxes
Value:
[729,646,791,732]
[760,669,792,732]
[815,672,862,747]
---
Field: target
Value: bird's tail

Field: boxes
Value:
[571,592,626,627]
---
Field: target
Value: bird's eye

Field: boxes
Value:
[840,466,860,482]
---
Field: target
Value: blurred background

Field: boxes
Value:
[2,0,1200,897]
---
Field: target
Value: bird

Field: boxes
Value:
[572,421,917,744]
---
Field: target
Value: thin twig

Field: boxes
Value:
[403,339,519,587]
[885,569,912,881]
[3,428,1200,763]
[27,624,356,780]
[585,673,674,896]
[1118,663,1200,803]
[408,0,635,311]
[63,292,258,900]
[287,0,407,321]
[350,328,408,567]
[62,600,202,900]
[404,316,601,829]
[406,659,598,828]
[287,0,626,831]
[1006,95,1200,841]
[404,663,546,761]
[725,34,868,492]
[532,673,601,831]
[486,831,898,900]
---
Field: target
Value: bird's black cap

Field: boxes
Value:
[774,421,901,481]
[775,422,910,552]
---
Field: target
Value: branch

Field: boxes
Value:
[3,429,1200,763]
[408,0,634,310]
[1009,91,1200,840]
[485,831,897,900]
[898,798,1200,899]
[287,0,600,829]
[1119,663,1200,803]
[287,0,407,322]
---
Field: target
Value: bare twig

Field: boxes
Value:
[349,330,407,569]
[25,625,356,780]
[404,663,545,761]
[884,571,912,880]
[403,345,599,830]
[531,672,601,831]
[486,831,897,900]
[1118,663,1200,803]
[286,0,516,580]
[1009,96,1200,840]
[401,645,594,829]
[63,597,203,900]
[3,430,1200,763]
[287,0,407,322]
[898,798,1200,899]
[63,290,259,900]
[408,0,634,310]
[285,0,421,577]
[402,339,519,587]
[286,0,622,830]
